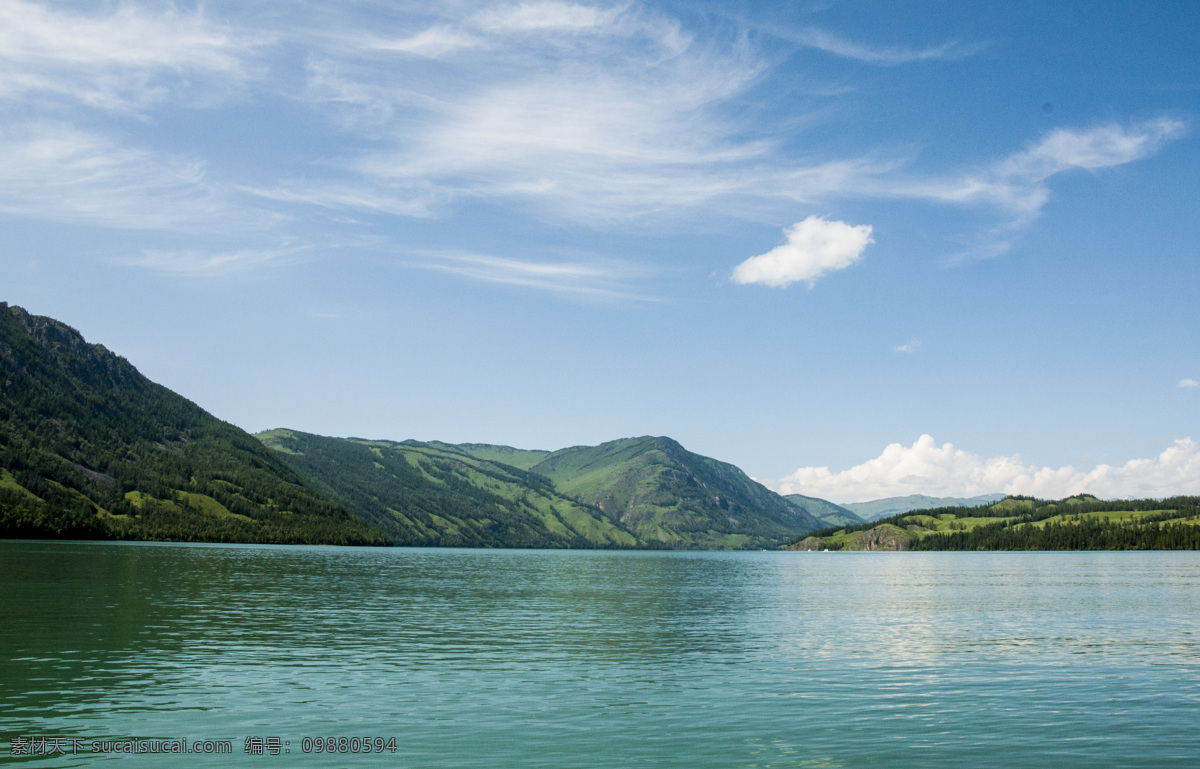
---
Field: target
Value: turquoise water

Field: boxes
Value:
[2,541,1198,767]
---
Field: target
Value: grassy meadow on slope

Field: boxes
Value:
[790,495,1200,551]
[0,304,387,545]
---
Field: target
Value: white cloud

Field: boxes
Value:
[900,120,1183,217]
[290,34,781,222]
[1180,378,1200,388]
[879,118,1184,258]
[732,216,873,287]
[374,26,484,58]
[373,2,621,59]
[2,1,1172,266]
[123,247,297,277]
[266,3,1182,242]
[778,434,1200,502]
[1001,119,1183,181]
[415,250,656,301]
[0,0,256,109]
[894,339,920,353]
[0,123,237,230]
[794,27,981,65]
[474,2,619,33]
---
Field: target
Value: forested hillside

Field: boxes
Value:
[790,495,1200,551]
[0,303,387,545]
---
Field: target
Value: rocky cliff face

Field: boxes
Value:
[845,524,914,551]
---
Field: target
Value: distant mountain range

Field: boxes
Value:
[843,494,1008,521]
[2,301,1023,550]
[783,494,865,528]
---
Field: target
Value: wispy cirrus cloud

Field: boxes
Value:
[374,1,635,58]
[0,0,1184,289]
[280,3,778,224]
[0,123,239,230]
[122,246,302,277]
[0,0,260,109]
[779,434,1200,502]
[878,117,1185,258]
[915,118,1185,216]
[475,1,622,33]
[292,2,1182,247]
[793,27,983,65]
[415,250,657,301]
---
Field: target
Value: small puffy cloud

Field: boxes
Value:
[1179,378,1200,388]
[778,434,1200,502]
[894,339,920,353]
[732,215,874,288]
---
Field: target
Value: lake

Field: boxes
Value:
[2,541,1198,767]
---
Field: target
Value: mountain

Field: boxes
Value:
[516,436,824,549]
[783,494,864,527]
[844,493,1008,522]
[256,430,636,548]
[261,434,825,549]
[0,303,387,545]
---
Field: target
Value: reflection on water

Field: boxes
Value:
[2,542,1198,767]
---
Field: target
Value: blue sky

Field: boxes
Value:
[3,0,1199,501]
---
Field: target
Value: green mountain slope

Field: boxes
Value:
[783,494,864,527]
[844,493,1007,521]
[0,303,387,545]
[528,436,823,549]
[257,430,637,548]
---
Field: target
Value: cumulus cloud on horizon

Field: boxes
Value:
[732,215,874,288]
[778,434,1200,503]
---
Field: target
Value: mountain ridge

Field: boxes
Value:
[261,433,826,549]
